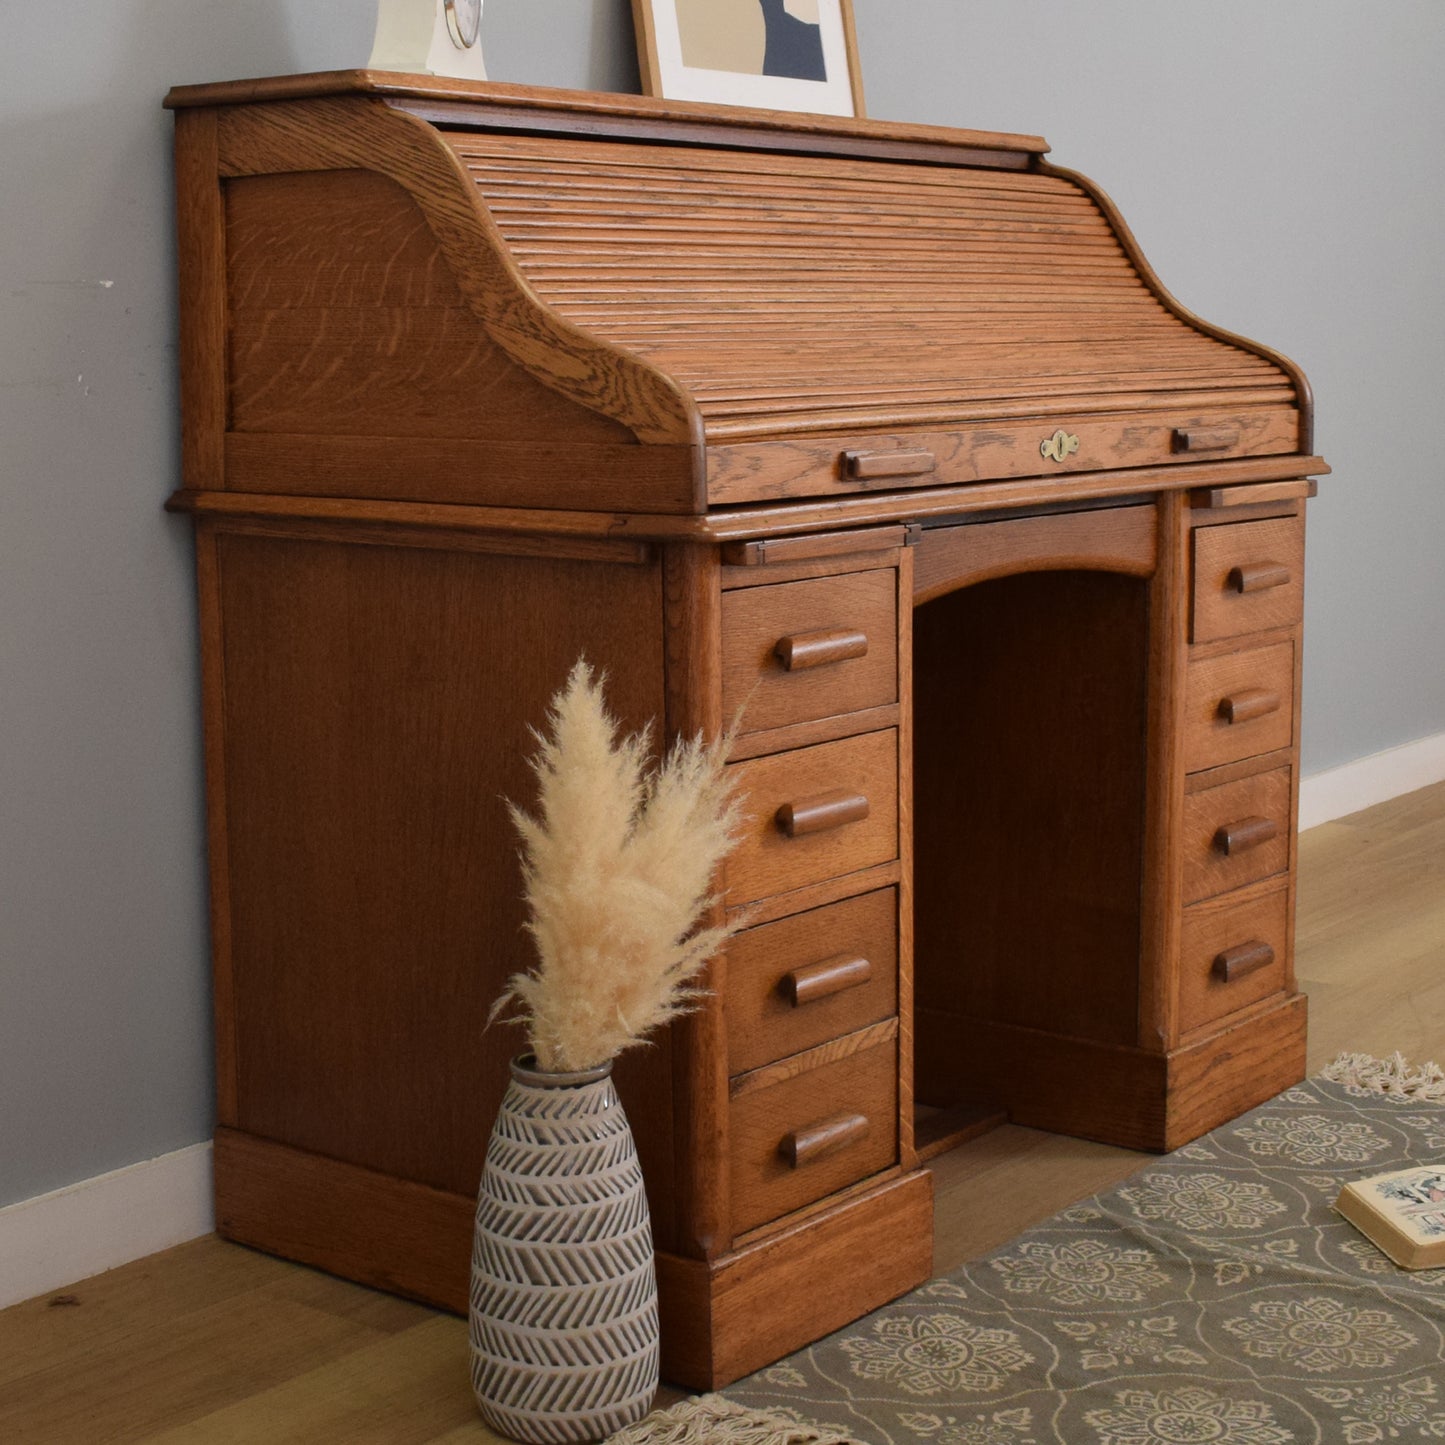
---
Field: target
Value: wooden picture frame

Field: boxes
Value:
[632,0,865,117]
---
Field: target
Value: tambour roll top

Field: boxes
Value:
[165,73,1312,513]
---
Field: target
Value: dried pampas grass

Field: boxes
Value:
[493,660,741,1073]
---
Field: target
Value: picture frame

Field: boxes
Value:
[632,0,865,118]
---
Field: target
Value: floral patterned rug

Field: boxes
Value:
[711,1058,1445,1445]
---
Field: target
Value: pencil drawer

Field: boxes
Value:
[1183,641,1295,772]
[725,730,898,904]
[1178,882,1290,1034]
[722,569,898,735]
[729,1028,898,1235]
[1192,516,1304,643]
[726,888,898,1077]
[1182,766,1292,904]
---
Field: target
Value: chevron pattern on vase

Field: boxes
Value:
[470,1057,660,1444]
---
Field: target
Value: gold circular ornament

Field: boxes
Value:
[444,0,481,49]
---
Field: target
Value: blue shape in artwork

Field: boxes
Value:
[758,0,827,82]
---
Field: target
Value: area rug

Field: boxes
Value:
[619,1054,1445,1444]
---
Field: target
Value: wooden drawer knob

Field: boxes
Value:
[774,628,870,672]
[1213,939,1276,983]
[781,954,872,1006]
[843,449,936,481]
[776,790,870,838]
[1228,562,1292,594]
[1213,815,1280,856]
[1218,688,1282,725]
[1173,426,1240,454]
[780,1113,870,1169]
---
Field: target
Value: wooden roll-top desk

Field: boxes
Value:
[165,72,1327,1388]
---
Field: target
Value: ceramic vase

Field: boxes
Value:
[469,1055,659,1444]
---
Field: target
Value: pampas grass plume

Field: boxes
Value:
[493,660,741,1072]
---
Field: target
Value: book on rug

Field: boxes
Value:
[1335,1164,1445,1269]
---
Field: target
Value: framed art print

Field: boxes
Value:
[632,0,864,117]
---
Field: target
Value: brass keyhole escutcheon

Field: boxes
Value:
[1040,429,1081,464]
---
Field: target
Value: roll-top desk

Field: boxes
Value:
[165,73,1327,1388]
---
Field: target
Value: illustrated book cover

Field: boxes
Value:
[1335,1164,1445,1269]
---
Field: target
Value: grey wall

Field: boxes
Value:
[2,1,1442,1209]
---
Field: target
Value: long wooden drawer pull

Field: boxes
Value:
[1213,940,1276,983]
[775,628,870,672]
[782,954,873,1006]
[843,449,937,481]
[776,790,870,838]
[1213,815,1280,856]
[1218,688,1282,725]
[781,1113,870,1169]
[1228,562,1292,594]
[1173,426,1240,454]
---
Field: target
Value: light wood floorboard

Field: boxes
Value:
[3,782,1442,1442]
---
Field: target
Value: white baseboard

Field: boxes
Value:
[1300,730,1445,832]
[0,1143,214,1310]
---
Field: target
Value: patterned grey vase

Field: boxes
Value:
[470,1055,659,1444]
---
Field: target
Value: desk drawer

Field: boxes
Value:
[1179,883,1290,1034]
[730,1029,897,1235]
[725,730,898,904]
[1182,767,1292,904]
[1183,642,1295,772]
[722,569,898,735]
[1192,516,1304,643]
[726,888,898,1077]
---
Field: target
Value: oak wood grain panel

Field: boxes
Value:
[1191,514,1305,642]
[722,568,897,735]
[1182,766,1292,904]
[224,170,635,446]
[1183,640,1296,771]
[655,1171,932,1389]
[1178,880,1291,1034]
[215,97,701,450]
[442,125,1300,456]
[174,109,228,491]
[1192,479,1315,511]
[169,453,1329,546]
[213,1128,473,1315]
[728,1032,897,1235]
[725,730,898,904]
[894,545,918,1169]
[1138,492,1188,1052]
[661,542,730,1260]
[168,72,1045,156]
[914,1010,1169,1150]
[721,524,909,568]
[1164,993,1307,1149]
[1043,161,1314,453]
[709,406,1301,503]
[730,1019,899,1100]
[724,704,900,763]
[725,889,898,1077]
[222,432,696,512]
[913,571,1149,1060]
[912,503,1155,605]
[214,534,676,1246]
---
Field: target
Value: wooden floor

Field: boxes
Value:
[4,781,1443,1443]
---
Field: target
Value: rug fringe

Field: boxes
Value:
[1322,1050,1445,1101]
[608,1394,861,1444]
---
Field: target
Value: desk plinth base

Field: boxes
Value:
[916,991,1309,1153]
[213,1128,933,1390]
[656,1171,934,1389]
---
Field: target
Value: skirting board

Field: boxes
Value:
[0,1143,213,1310]
[1299,729,1445,832]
